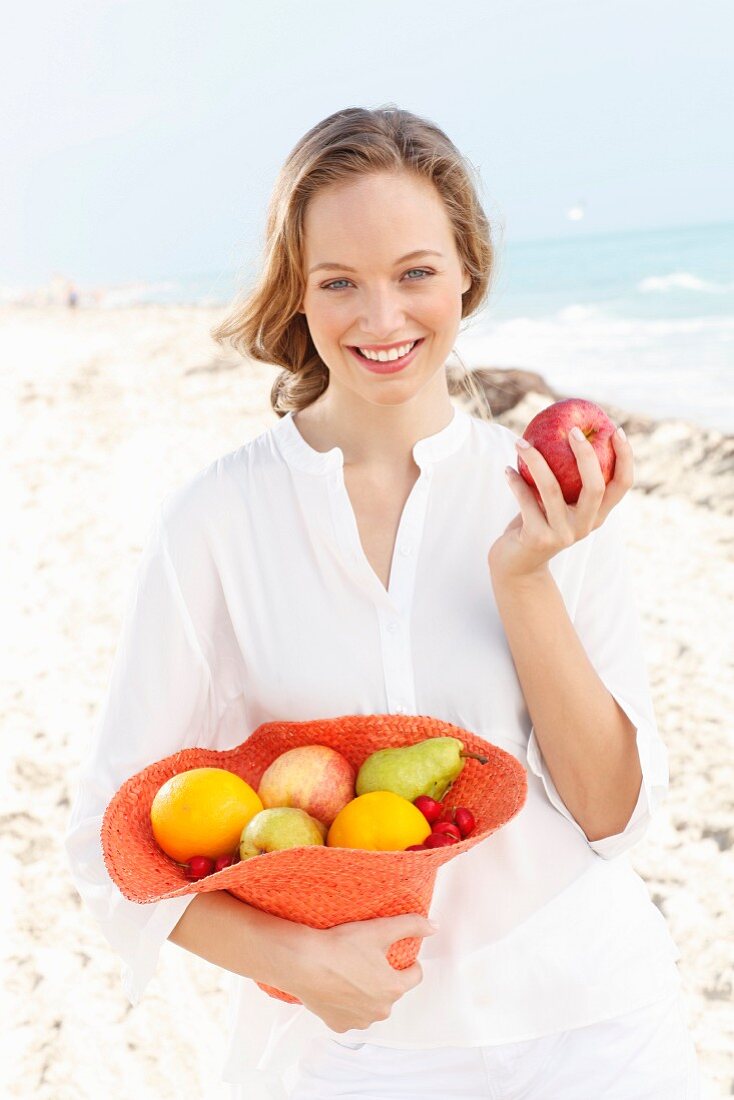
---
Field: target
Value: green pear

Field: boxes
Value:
[239,807,326,859]
[355,737,488,803]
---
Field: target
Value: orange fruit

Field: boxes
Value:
[150,767,263,862]
[327,791,432,851]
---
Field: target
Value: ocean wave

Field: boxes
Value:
[457,310,734,434]
[483,309,734,338]
[638,272,734,294]
[555,304,605,323]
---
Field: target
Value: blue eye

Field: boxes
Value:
[322,268,434,291]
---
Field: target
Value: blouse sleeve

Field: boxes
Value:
[525,497,670,860]
[63,500,219,1006]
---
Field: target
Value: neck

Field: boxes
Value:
[293,378,455,474]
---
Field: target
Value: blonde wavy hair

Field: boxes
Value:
[211,104,498,420]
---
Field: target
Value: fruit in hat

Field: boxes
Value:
[257,744,356,826]
[424,832,456,848]
[150,767,263,863]
[356,737,488,803]
[454,807,476,837]
[239,807,327,859]
[186,855,215,880]
[327,791,433,851]
[516,398,617,506]
[413,795,444,824]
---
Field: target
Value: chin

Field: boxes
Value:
[360,388,424,411]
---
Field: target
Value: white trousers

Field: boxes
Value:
[234,989,703,1100]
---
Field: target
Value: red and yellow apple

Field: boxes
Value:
[517,398,617,505]
[257,744,356,826]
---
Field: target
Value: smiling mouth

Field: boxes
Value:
[351,338,424,363]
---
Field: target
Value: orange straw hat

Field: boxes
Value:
[102,714,527,1003]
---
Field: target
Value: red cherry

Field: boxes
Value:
[214,854,235,872]
[437,805,456,824]
[424,832,457,848]
[432,822,462,841]
[187,855,215,879]
[454,807,476,837]
[413,796,444,825]
[404,843,428,851]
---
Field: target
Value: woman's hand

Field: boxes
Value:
[488,426,633,584]
[287,913,437,1033]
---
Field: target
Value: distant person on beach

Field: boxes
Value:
[64,104,703,1098]
[67,286,78,308]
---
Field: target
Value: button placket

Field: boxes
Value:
[324,448,439,718]
[379,469,434,716]
[387,468,432,613]
[381,611,414,716]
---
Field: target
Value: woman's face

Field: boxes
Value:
[297,171,471,407]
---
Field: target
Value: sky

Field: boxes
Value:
[2,0,732,287]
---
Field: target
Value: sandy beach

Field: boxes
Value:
[3,304,732,1098]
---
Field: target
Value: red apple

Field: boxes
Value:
[257,745,356,826]
[517,398,617,506]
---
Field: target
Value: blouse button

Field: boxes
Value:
[395,703,407,714]
[399,544,412,556]
[386,621,399,633]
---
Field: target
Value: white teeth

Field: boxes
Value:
[358,340,417,362]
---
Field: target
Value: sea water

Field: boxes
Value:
[457,220,734,434]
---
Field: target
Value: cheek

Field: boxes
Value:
[427,292,462,333]
[300,301,339,343]
[308,295,350,330]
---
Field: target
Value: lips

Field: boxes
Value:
[347,338,425,374]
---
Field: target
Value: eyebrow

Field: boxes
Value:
[308,249,444,275]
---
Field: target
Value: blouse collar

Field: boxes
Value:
[273,404,471,475]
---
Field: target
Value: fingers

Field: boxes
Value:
[373,912,438,949]
[514,440,567,533]
[567,428,606,523]
[570,425,634,525]
[597,427,634,517]
[508,451,559,541]
[397,960,424,993]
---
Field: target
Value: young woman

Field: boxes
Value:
[65,106,703,1098]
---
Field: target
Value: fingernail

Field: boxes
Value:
[616,425,626,440]
[428,920,440,932]
[504,466,514,479]
[515,437,530,449]
[570,426,585,441]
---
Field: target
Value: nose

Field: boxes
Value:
[357,285,409,342]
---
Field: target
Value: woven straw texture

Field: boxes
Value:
[101,713,527,1003]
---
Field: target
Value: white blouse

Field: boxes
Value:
[64,404,683,1096]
